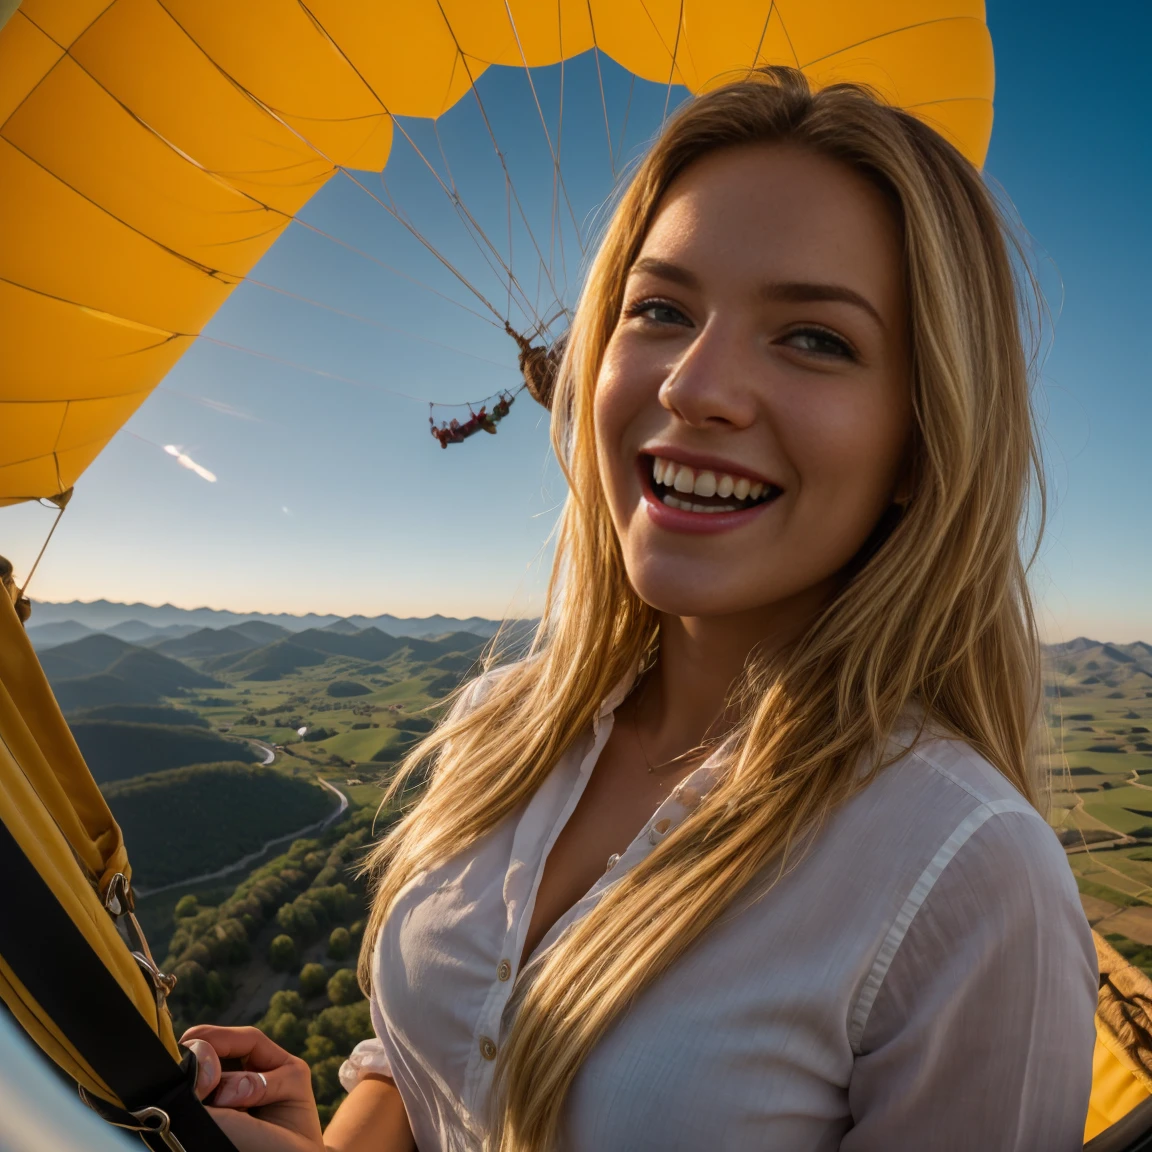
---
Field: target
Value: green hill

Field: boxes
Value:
[70,721,259,784]
[155,626,266,660]
[39,633,139,679]
[105,763,336,888]
[43,634,221,711]
[53,673,165,712]
[213,640,330,681]
[68,703,210,727]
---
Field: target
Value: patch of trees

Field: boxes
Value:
[392,716,434,734]
[75,721,259,785]
[302,727,337,742]
[69,703,210,727]
[160,814,380,1036]
[105,764,333,888]
[326,680,371,698]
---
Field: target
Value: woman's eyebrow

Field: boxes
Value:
[628,256,700,289]
[760,281,885,330]
[629,258,885,330]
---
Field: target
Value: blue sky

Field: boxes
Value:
[4,1,1149,640]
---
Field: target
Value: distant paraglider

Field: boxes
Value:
[428,325,567,449]
[429,390,516,449]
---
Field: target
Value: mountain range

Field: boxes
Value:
[25,600,519,649]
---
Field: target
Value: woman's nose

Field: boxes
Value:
[657,321,759,430]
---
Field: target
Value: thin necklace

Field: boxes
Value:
[630,673,698,775]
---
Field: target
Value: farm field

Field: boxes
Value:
[1043,639,1152,973]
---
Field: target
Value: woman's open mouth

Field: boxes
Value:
[638,453,783,534]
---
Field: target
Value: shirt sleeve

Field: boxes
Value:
[842,806,1098,1152]
[338,996,395,1092]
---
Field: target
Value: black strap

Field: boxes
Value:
[0,816,237,1151]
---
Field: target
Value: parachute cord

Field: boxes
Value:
[662,0,686,125]
[615,74,636,173]
[18,501,68,602]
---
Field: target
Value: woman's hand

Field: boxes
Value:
[183,1026,324,1152]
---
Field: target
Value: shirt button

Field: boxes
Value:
[497,959,511,981]
[479,1036,497,1061]
[605,853,620,872]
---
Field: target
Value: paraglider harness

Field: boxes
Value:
[427,324,566,449]
[0,574,236,1152]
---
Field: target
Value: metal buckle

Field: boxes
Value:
[103,872,178,1021]
[78,1089,189,1152]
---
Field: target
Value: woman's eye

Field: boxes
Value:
[781,328,856,359]
[626,299,690,327]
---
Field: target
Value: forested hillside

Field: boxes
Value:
[72,721,259,784]
[105,764,337,888]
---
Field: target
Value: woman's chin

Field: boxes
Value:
[627,570,766,620]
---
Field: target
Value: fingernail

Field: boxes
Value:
[217,1076,254,1106]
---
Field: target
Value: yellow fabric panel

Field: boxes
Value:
[802,17,994,119]
[158,0,393,171]
[589,0,688,87]
[0,136,235,332]
[777,0,986,70]
[17,0,113,47]
[906,97,994,167]
[1086,1028,1152,1142]
[0,12,61,124]
[0,593,178,1070]
[0,281,191,404]
[0,457,65,507]
[304,0,488,118]
[678,0,796,91]
[441,0,595,68]
[3,56,291,280]
[69,0,335,216]
[0,402,65,469]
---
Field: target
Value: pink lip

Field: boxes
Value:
[639,445,780,488]
[635,456,780,536]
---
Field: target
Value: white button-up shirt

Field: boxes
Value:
[341,673,1097,1151]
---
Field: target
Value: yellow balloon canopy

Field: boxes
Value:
[0,0,994,507]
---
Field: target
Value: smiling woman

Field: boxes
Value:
[185,67,1098,1152]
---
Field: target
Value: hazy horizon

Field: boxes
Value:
[22,594,1149,648]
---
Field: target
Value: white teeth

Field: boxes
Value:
[650,455,773,507]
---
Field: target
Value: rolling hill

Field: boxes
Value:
[68,703,210,728]
[40,634,222,712]
[104,763,337,889]
[71,720,259,785]
[154,622,292,660]
[205,627,488,681]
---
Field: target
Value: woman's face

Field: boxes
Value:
[594,144,912,622]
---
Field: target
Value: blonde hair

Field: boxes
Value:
[360,67,1045,1151]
